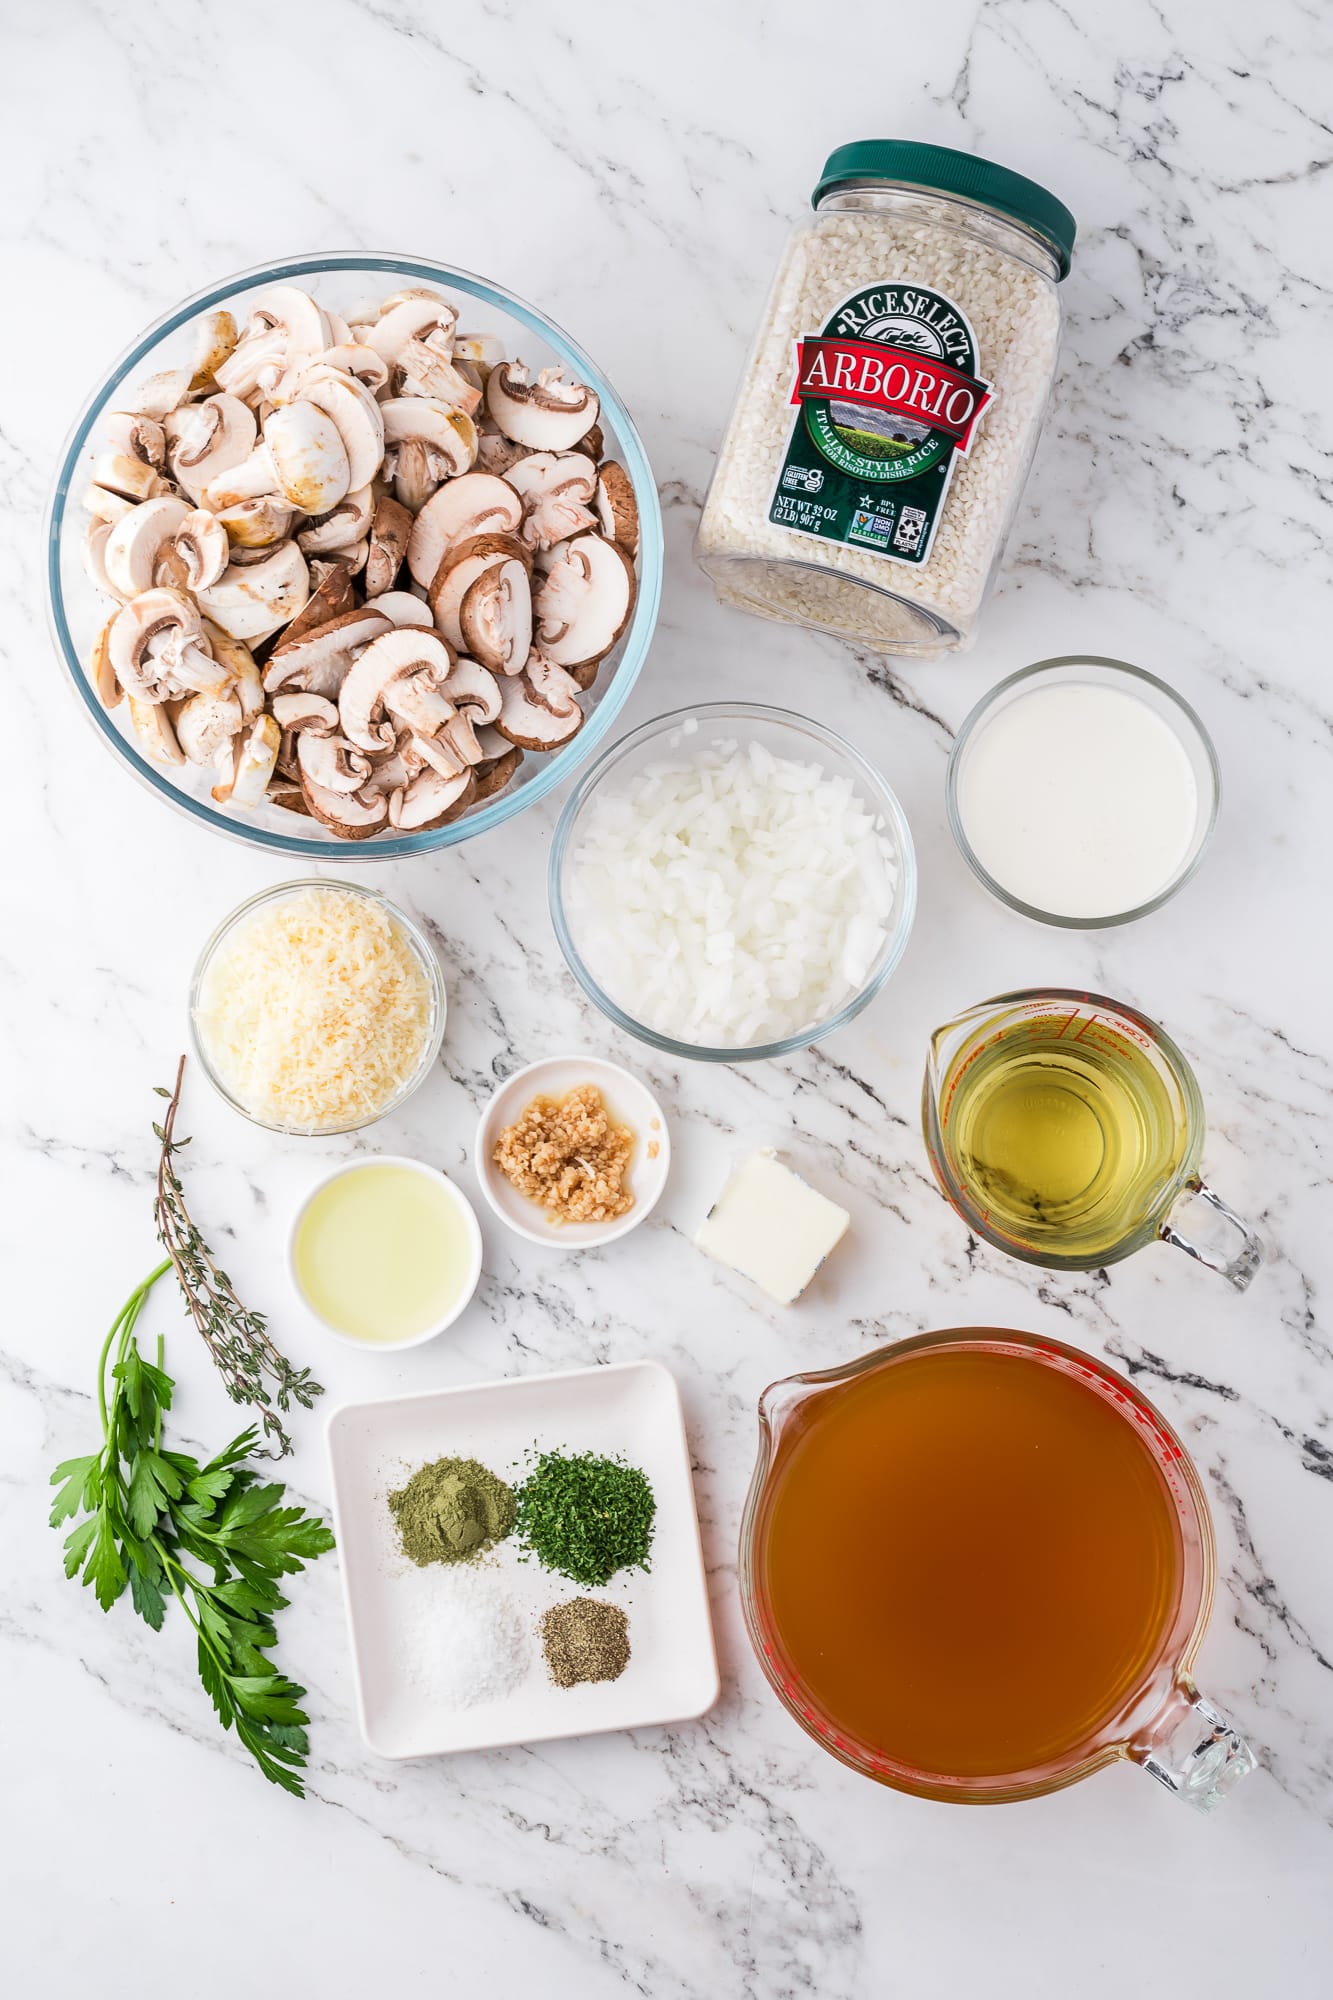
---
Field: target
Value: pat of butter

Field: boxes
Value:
[694,1150,849,1305]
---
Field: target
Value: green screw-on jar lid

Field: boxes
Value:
[813,140,1076,279]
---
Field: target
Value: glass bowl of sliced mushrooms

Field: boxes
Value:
[45,254,662,855]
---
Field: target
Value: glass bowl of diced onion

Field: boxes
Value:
[549,703,917,1063]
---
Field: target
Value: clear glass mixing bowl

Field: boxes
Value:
[549,702,918,1063]
[45,253,662,858]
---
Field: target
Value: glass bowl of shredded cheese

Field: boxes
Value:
[190,879,445,1134]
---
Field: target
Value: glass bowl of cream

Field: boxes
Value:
[945,656,1221,929]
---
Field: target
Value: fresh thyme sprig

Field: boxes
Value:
[153,1054,322,1459]
[51,1264,334,1796]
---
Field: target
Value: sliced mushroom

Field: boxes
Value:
[82,519,123,600]
[264,401,350,515]
[175,688,243,766]
[196,540,310,642]
[109,588,227,701]
[169,510,230,591]
[407,727,468,779]
[459,556,532,675]
[319,342,390,392]
[271,691,339,734]
[104,411,166,470]
[475,427,535,478]
[406,472,523,587]
[365,496,413,596]
[454,332,506,370]
[372,589,434,629]
[86,612,122,708]
[389,766,476,832]
[579,421,605,463]
[534,532,636,671]
[485,360,599,451]
[127,694,185,766]
[380,397,476,479]
[166,394,259,501]
[213,713,282,807]
[217,287,330,404]
[203,442,281,510]
[396,338,481,412]
[297,486,374,556]
[299,772,389,838]
[387,439,441,515]
[189,309,239,391]
[444,655,503,723]
[298,370,385,490]
[297,729,374,794]
[201,620,265,717]
[90,453,161,503]
[103,496,191,596]
[506,451,598,552]
[339,627,454,752]
[384,669,455,740]
[215,495,296,548]
[368,296,459,369]
[494,653,584,750]
[428,530,530,651]
[82,483,138,526]
[264,605,392,697]
[472,736,523,800]
[121,368,192,420]
[594,461,639,556]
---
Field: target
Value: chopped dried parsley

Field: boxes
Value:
[514,1448,655,1587]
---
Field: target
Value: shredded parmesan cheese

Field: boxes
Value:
[194,886,435,1132]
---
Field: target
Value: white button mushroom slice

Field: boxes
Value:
[195,540,310,643]
[427,530,530,651]
[127,694,186,767]
[296,729,374,795]
[299,771,389,839]
[264,402,350,516]
[271,691,339,734]
[215,495,296,549]
[454,333,506,370]
[364,495,414,597]
[212,713,282,808]
[594,461,640,556]
[395,338,482,413]
[443,656,503,724]
[175,688,243,766]
[506,451,599,552]
[213,328,288,404]
[533,531,636,671]
[121,368,193,420]
[188,309,238,391]
[385,440,438,514]
[104,411,166,470]
[485,361,599,451]
[165,393,258,500]
[339,627,455,753]
[103,495,191,596]
[221,287,331,404]
[407,473,524,589]
[298,371,385,491]
[381,398,477,480]
[263,605,392,698]
[318,342,391,393]
[109,588,225,702]
[86,611,122,708]
[389,766,476,833]
[324,310,352,346]
[297,486,374,556]
[494,653,584,750]
[371,590,434,630]
[200,620,265,718]
[368,296,459,367]
[82,482,138,525]
[203,442,280,510]
[83,519,124,600]
[459,557,532,675]
[90,453,161,502]
[170,510,230,591]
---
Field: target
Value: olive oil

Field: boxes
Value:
[293,1163,476,1344]
[940,1015,1188,1260]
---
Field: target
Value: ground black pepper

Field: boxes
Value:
[540,1597,631,1688]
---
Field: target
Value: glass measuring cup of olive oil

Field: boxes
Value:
[922,991,1262,1288]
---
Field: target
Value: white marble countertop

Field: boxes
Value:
[3,3,1331,1994]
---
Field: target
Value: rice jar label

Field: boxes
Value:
[768,282,993,566]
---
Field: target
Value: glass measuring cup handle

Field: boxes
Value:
[1158,1177,1263,1292]
[1129,1679,1258,1813]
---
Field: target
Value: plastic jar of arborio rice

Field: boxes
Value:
[696,142,1075,655]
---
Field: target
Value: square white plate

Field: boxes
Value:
[326,1359,719,1757]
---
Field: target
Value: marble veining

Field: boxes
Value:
[1,1,1331,1995]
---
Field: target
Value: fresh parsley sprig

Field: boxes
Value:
[51,1263,335,1797]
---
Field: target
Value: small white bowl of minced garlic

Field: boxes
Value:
[475,1055,670,1249]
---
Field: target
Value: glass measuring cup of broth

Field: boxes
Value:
[740,1329,1257,1809]
[922,989,1262,1289]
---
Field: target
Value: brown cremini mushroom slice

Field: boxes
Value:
[444,655,503,723]
[196,540,310,642]
[485,361,599,451]
[471,740,523,799]
[578,421,605,463]
[296,729,374,794]
[338,626,454,753]
[264,604,392,698]
[299,772,389,838]
[389,766,476,832]
[505,450,599,552]
[109,588,228,701]
[365,495,413,597]
[459,554,532,675]
[274,561,356,646]
[165,394,257,501]
[475,426,535,478]
[494,652,584,750]
[407,472,524,588]
[533,531,636,672]
[175,688,243,767]
[594,461,639,556]
[213,713,281,807]
[428,530,530,650]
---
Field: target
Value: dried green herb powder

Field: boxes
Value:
[514,1448,655,1587]
[389,1456,516,1567]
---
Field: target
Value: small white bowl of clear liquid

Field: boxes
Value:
[946,656,1221,929]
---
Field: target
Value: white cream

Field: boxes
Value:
[955,681,1201,919]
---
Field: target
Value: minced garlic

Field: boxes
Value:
[493,1085,635,1226]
